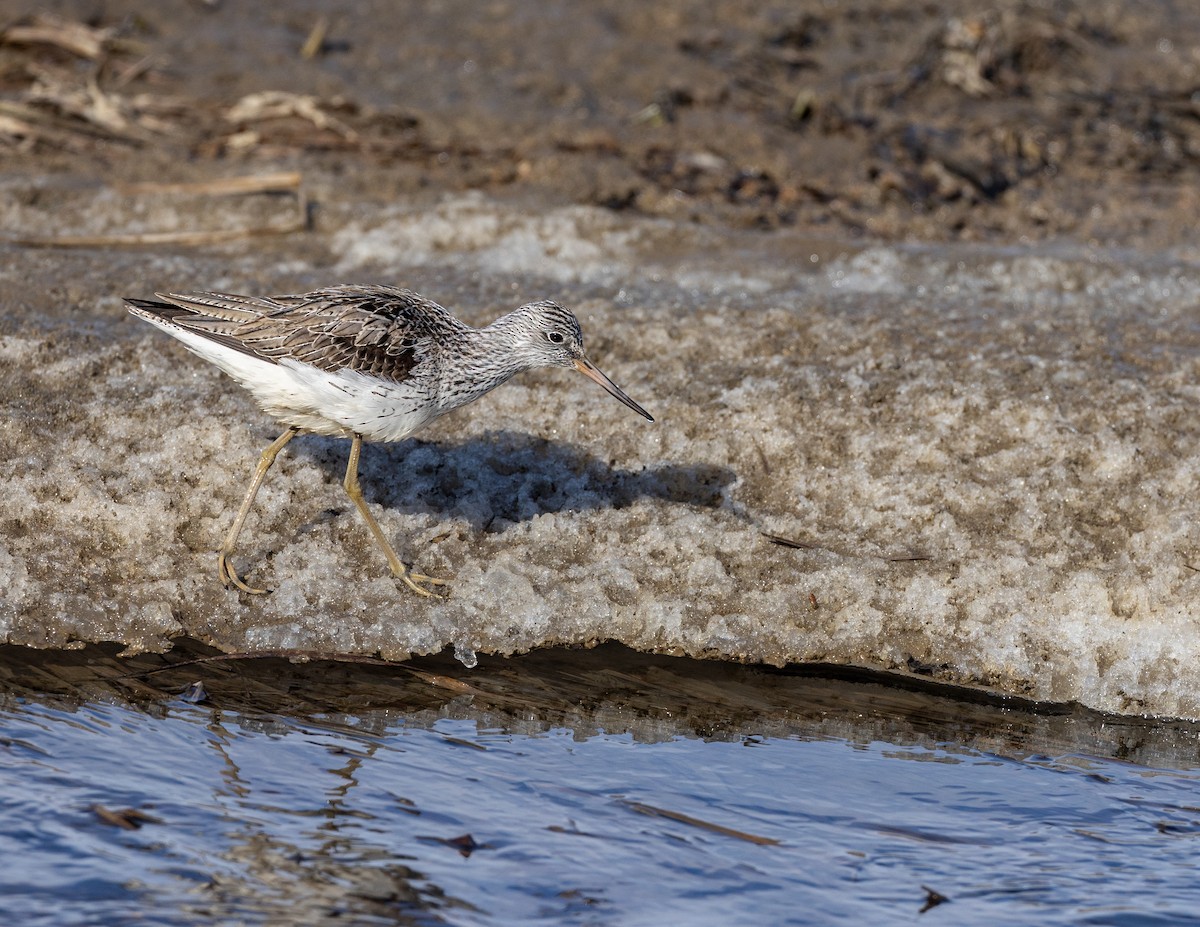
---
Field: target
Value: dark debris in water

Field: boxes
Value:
[622,800,780,846]
[89,804,163,830]
[420,833,489,858]
[919,884,950,913]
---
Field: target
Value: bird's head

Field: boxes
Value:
[513,300,653,422]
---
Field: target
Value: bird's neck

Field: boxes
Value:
[436,313,536,411]
[479,310,548,368]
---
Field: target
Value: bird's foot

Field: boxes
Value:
[219,552,270,595]
[396,566,449,598]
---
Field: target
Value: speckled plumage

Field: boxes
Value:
[126,284,652,597]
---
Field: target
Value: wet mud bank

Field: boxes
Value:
[5,197,1200,719]
[4,3,1200,719]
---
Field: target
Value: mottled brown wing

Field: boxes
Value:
[154,285,450,383]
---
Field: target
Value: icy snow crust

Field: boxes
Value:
[4,191,1200,718]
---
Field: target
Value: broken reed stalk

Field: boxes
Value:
[115,171,303,196]
[622,800,781,846]
[1,18,110,60]
[300,15,329,60]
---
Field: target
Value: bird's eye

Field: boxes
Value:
[547,331,565,344]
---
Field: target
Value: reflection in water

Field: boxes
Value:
[2,641,1200,924]
[190,705,467,923]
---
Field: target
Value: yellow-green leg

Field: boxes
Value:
[219,427,299,594]
[343,434,448,597]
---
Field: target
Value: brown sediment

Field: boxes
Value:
[1,2,1198,247]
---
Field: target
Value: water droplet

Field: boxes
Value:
[453,643,477,669]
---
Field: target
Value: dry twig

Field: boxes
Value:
[9,172,310,248]
[0,14,116,60]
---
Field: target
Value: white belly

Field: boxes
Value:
[150,320,439,442]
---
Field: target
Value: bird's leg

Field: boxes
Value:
[342,434,448,597]
[219,427,299,595]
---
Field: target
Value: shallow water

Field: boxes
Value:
[3,642,1199,925]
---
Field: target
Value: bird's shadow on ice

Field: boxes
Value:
[289,430,736,531]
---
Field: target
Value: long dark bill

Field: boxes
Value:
[573,357,654,422]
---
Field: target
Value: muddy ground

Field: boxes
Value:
[3,0,1200,248]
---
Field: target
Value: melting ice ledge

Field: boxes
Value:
[4,193,1200,720]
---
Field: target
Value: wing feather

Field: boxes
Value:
[126,285,462,384]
